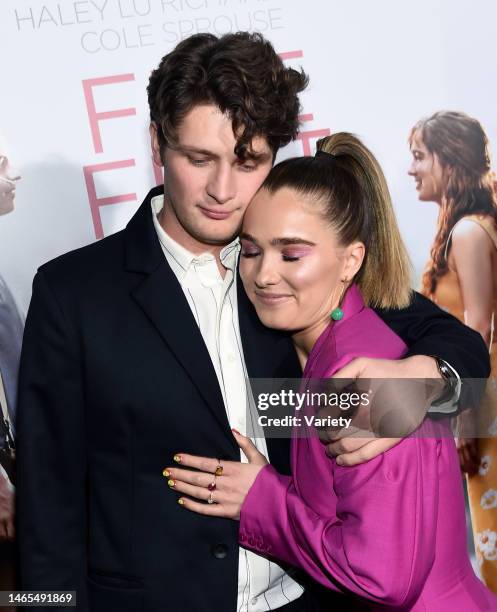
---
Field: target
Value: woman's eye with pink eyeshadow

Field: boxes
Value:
[241,249,261,258]
[240,241,261,258]
[281,248,311,262]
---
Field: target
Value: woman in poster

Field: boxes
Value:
[408,110,497,588]
[164,133,497,610]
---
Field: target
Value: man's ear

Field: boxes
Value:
[149,122,163,167]
[343,241,365,281]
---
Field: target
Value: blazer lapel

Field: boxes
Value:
[124,188,230,436]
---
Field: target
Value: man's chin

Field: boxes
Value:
[194,233,239,246]
[193,223,242,246]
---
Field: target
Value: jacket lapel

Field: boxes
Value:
[124,188,230,436]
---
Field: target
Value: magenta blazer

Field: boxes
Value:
[240,285,497,610]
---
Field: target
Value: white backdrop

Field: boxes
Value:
[1,0,497,313]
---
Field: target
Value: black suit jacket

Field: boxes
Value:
[17,186,489,612]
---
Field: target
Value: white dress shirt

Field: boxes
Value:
[152,196,304,611]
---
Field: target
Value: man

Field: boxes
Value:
[17,32,489,611]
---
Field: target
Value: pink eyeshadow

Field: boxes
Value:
[282,247,313,258]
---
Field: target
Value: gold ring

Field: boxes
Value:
[215,461,223,477]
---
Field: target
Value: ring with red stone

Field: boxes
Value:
[208,481,216,491]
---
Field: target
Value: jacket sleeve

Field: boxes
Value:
[17,270,88,610]
[375,290,489,379]
[239,436,440,608]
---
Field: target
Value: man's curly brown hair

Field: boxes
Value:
[147,32,308,160]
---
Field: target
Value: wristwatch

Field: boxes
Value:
[431,356,459,406]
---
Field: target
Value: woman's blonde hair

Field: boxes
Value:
[261,132,412,309]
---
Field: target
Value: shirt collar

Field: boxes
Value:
[220,239,240,273]
[151,194,240,277]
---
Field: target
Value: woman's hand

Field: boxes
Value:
[0,467,14,539]
[164,430,268,520]
[322,356,442,465]
[456,437,480,475]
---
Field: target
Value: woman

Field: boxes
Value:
[164,133,497,609]
[408,111,497,587]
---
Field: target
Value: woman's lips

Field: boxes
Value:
[254,291,292,306]
[199,206,232,220]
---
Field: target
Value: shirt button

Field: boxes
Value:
[211,543,228,559]
[251,597,258,606]
[227,354,236,363]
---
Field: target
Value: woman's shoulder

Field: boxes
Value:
[309,286,407,378]
[334,306,407,363]
[452,215,497,245]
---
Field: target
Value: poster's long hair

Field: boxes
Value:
[410,111,497,296]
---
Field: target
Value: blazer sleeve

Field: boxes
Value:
[239,436,440,608]
[375,290,489,379]
[17,270,88,610]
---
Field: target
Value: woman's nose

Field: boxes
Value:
[255,257,280,287]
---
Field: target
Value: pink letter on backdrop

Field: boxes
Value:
[278,50,304,60]
[82,74,136,154]
[279,51,331,154]
[83,160,137,239]
[297,114,331,156]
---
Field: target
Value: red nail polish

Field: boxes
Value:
[232,428,241,435]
